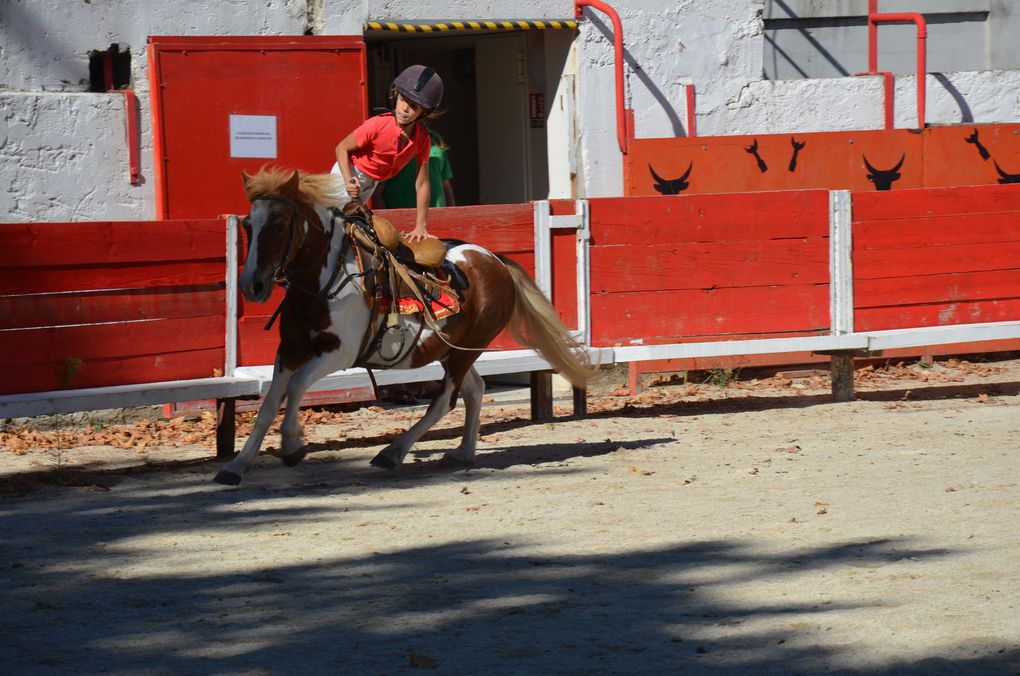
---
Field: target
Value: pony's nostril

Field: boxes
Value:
[252,281,264,298]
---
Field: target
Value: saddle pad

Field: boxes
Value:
[378,289,460,320]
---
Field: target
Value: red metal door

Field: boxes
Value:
[148,36,367,219]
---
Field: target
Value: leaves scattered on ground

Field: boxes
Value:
[0,358,1013,457]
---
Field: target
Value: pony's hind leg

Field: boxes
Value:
[215,364,293,485]
[444,367,484,465]
[370,373,460,470]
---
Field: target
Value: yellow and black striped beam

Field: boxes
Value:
[365,19,578,33]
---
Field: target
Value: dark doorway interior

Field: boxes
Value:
[367,32,542,207]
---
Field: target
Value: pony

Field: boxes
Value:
[214,167,595,485]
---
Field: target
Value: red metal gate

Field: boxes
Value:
[148,36,367,220]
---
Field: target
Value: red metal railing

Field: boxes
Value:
[575,0,630,153]
[121,90,141,185]
[866,0,927,129]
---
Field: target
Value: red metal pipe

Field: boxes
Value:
[102,54,114,92]
[121,90,142,185]
[685,84,697,137]
[575,0,628,154]
[867,1,927,128]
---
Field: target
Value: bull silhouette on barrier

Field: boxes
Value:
[863,154,905,191]
[994,161,1020,184]
[649,162,693,195]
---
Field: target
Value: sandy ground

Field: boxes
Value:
[1,358,1018,675]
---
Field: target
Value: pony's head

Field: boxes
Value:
[238,167,344,303]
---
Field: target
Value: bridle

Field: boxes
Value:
[247,194,369,330]
[248,194,307,283]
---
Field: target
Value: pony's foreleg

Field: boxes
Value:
[370,375,459,470]
[444,367,484,465]
[278,353,350,467]
[214,364,293,485]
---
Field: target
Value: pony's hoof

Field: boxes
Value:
[370,453,398,470]
[441,453,476,467]
[213,470,242,486]
[281,449,308,467]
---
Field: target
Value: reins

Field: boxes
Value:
[251,195,370,331]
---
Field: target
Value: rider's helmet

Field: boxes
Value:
[392,65,444,111]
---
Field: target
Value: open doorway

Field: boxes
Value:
[365,29,573,205]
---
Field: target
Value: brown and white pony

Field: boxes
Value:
[214,167,594,485]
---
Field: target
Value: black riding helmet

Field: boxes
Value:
[393,65,444,111]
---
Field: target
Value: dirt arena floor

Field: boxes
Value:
[1,357,1018,675]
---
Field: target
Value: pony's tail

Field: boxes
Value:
[501,257,598,388]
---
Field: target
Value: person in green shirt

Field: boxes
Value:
[376,129,454,405]
[377,129,455,209]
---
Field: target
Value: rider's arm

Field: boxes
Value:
[335,132,361,198]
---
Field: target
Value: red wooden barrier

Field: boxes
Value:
[852,184,1020,333]
[587,190,831,346]
[0,219,227,395]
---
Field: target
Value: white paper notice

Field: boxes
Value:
[229,115,277,158]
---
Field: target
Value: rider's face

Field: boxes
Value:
[394,93,425,127]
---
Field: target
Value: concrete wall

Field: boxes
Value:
[2,0,1020,219]
[762,0,1020,79]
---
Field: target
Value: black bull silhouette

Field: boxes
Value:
[863,154,905,191]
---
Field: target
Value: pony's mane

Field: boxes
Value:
[244,166,347,208]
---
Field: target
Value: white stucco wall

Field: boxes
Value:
[2,0,1020,219]
[0,92,150,221]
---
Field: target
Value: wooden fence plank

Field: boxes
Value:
[853,241,1020,279]
[0,347,224,395]
[854,212,1020,250]
[0,315,224,367]
[0,286,224,330]
[855,299,1020,332]
[590,285,829,343]
[4,220,225,267]
[855,270,1020,308]
[589,191,830,245]
[0,261,225,295]
[591,239,827,293]
[376,204,534,252]
[852,184,1020,221]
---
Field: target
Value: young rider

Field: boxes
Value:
[332,65,443,242]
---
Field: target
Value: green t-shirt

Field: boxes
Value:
[380,131,453,208]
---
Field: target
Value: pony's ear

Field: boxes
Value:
[241,169,252,187]
[282,170,301,197]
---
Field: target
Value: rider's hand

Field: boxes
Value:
[403,225,433,242]
[345,177,360,199]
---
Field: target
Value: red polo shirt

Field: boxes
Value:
[351,113,431,181]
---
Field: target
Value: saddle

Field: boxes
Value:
[339,201,463,346]
[342,201,446,268]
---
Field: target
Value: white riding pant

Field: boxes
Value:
[330,163,379,204]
